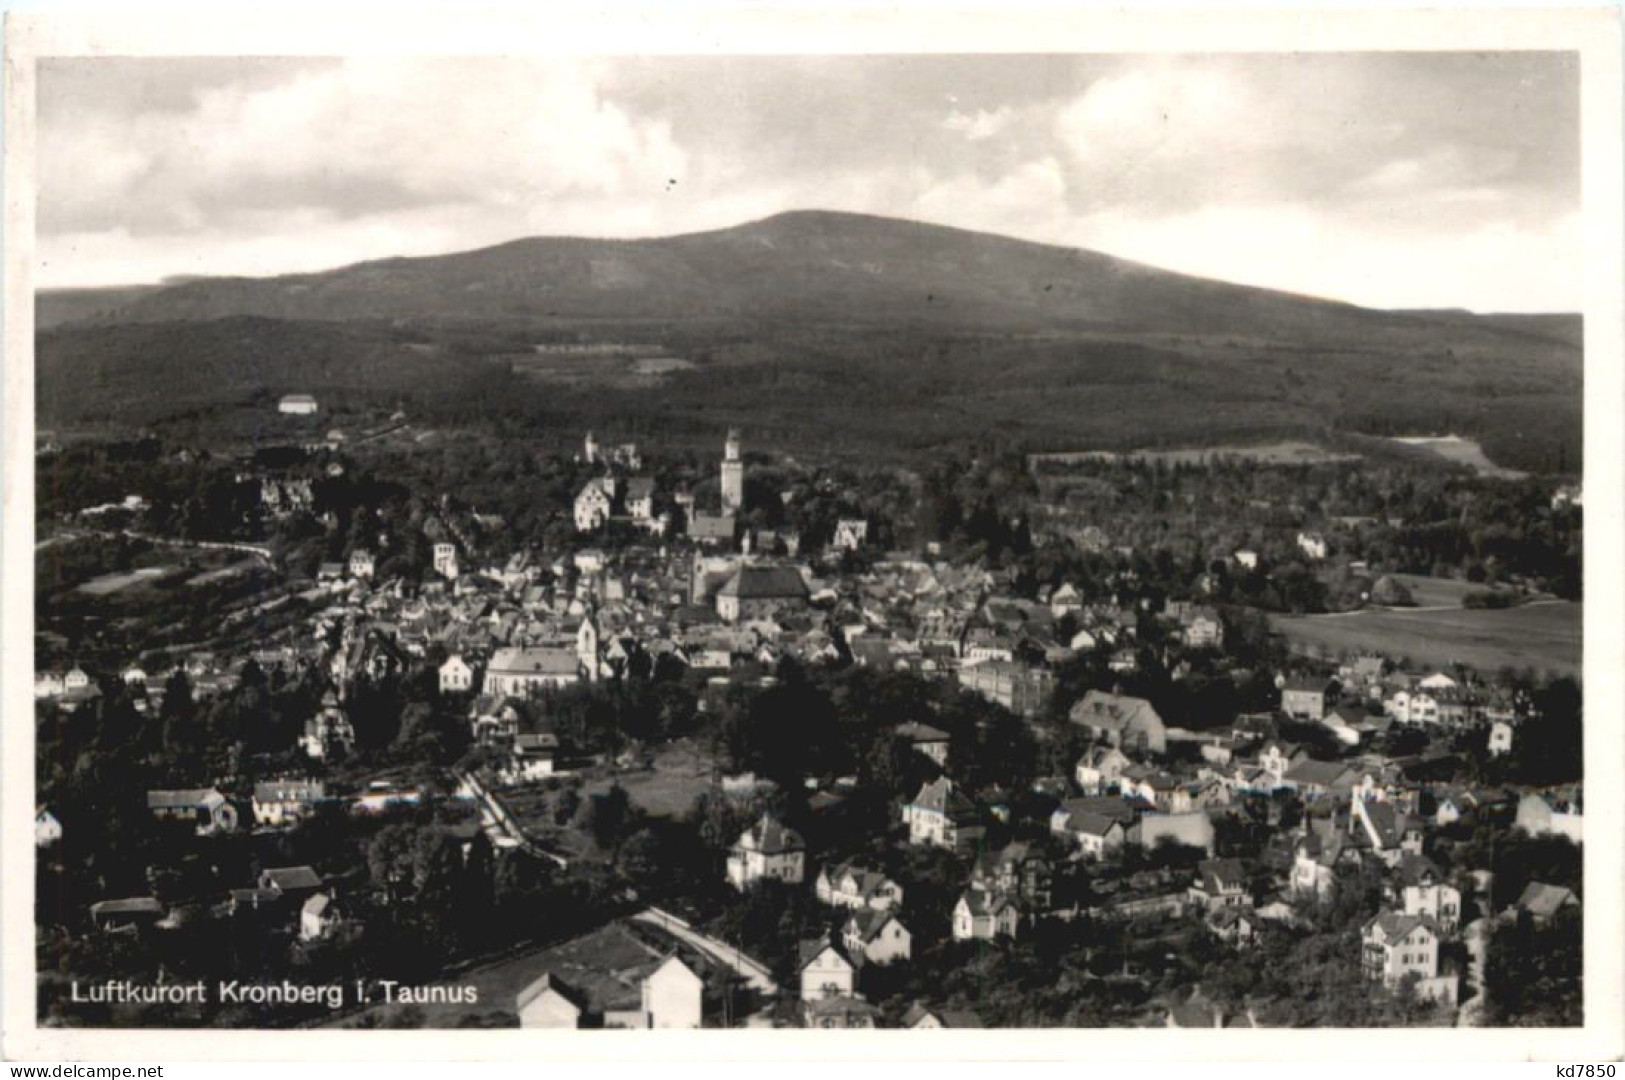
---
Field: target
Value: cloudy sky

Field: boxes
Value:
[39,52,1579,311]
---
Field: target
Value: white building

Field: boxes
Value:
[952,888,1020,941]
[574,480,613,532]
[798,940,855,1001]
[726,815,805,889]
[640,955,704,1029]
[841,910,912,965]
[720,429,744,512]
[438,654,476,694]
[484,647,580,696]
[433,542,459,580]
[278,394,318,416]
[1362,912,1456,1003]
[35,807,63,848]
[833,519,869,551]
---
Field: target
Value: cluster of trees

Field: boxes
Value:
[1029,455,1581,602]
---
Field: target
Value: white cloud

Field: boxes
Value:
[943,106,1014,142]
[36,55,1581,311]
[1070,204,1582,313]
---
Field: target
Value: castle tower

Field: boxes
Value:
[721,429,744,512]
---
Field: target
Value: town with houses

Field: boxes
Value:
[34,415,1584,1031]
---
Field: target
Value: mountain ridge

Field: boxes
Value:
[36,211,1577,352]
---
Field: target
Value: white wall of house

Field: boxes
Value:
[519,989,583,1028]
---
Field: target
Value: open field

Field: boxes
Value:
[1380,573,1531,610]
[75,565,175,595]
[1389,435,1527,479]
[1270,600,1581,678]
[1030,440,1362,469]
[584,740,718,819]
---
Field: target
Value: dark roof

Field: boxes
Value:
[253,780,325,803]
[737,814,805,856]
[1069,690,1162,733]
[798,937,851,971]
[1516,881,1578,918]
[147,788,222,810]
[1196,858,1247,893]
[515,971,591,1015]
[689,513,736,539]
[90,898,165,917]
[718,565,809,600]
[262,865,323,891]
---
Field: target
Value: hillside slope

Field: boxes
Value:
[40,211,1579,360]
[35,211,1582,472]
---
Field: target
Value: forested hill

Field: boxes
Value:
[35,211,1582,473]
[40,211,1579,356]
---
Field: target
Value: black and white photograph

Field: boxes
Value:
[4,6,1622,1062]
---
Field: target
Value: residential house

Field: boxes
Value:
[299,893,344,941]
[1069,690,1168,755]
[89,898,166,933]
[1283,758,1357,801]
[901,1003,984,1029]
[1180,606,1225,649]
[689,512,737,548]
[514,924,709,1029]
[841,909,912,965]
[894,721,950,766]
[439,654,477,694]
[1280,678,1331,722]
[516,973,592,1028]
[1189,858,1250,911]
[903,778,984,852]
[147,788,241,835]
[952,888,1020,941]
[260,865,324,904]
[799,938,856,1001]
[1290,832,1364,901]
[640,956,705,1029]
[1386,688,1441,726]
[833,519,869,551]
[970,841,1054,909]
[625,477,656,523]
[1389,853,1461,931]
[1074,745,1130,794]
[252,780,327,827]
[1050,801,1127,859]
[956,659,1054,717]
[1514,792,1583,844]
[574,479,613,532]
[1487,720,1515,758]
[301,695,356,760]
[1353,798,1423,865]
[1513,881,1579,923]
[348,550,375,580]
[803,996,880,1029]
[726,815,806,889]
[816,862,903,912]
[1361,912,1456,1003]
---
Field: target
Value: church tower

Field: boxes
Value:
[584,430,599,465]
[720,428,744,512]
